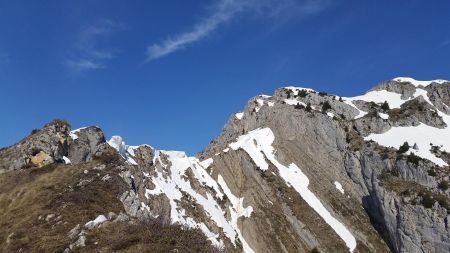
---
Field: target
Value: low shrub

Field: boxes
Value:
[407,153,420,165]
[295,103,305,110]
[428,169,437,177]
[298,89,307,97]
[397,142,409,154]
[438,181,449,191]
[381,101,390,111]
[305,103,312,112]
[321,101,332,113]
[421,193,435,208]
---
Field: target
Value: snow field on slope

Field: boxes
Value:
[362,87,450,166]
[217,175,255,253]
[229,128,357,252]
[393,77,448,86]
[144,151,255,251]
[107,136,138,165]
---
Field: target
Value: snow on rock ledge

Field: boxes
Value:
[85,214,108,229]
[107,136,138,165]
[69,127,87,140]
[393,77,448,87]
[229,128,357,252]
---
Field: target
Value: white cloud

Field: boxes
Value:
[64,59,105,72]
[145,0,330,61]
[440,39,450,48]
[65,19,125,73]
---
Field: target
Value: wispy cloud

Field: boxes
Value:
[65,59,105,72]
[65,19,125,73]
[145,0,330,61]
[440,39,450,48]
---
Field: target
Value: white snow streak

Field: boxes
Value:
[229,128,357,252]
[334,181,345,194]
[69,127,87,140]
[63,156,71,164]
[144,151,254,251]
[284,99,306,106]
[217,175,254,253]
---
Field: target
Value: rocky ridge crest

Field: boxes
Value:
[1,77,450,253]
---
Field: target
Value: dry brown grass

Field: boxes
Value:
[0,161,220,253]
[81,219,221,253]
[0,161,126,252]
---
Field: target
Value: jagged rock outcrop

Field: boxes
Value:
[68,126,106,164]
[1,77,449,253]
[0,119,70,172]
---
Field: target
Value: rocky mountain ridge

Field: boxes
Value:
[1,77,450,253]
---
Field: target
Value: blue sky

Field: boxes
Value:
[1,0,449,154]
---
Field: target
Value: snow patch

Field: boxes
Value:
[334,181,345,194]
[235,112,244,120]
[378,113,389,119]
[365,90,450,167]
[63,156,71,164]
[365,121,449,166]
[284,99,306,106]
[85,215,107,228]
[345,90,405,109]
[107,136,138,165]
[256,99,264,106]
[284,86,316,93]
[144,151,256,250]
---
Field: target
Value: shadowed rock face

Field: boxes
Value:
[1,78,449,253]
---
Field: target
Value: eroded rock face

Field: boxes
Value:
[426,82,450,114]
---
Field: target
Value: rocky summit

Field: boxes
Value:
[1,77,450,253]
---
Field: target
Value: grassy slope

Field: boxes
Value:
[0,161,219,253]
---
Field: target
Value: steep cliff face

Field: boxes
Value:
[1,77,449,253]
